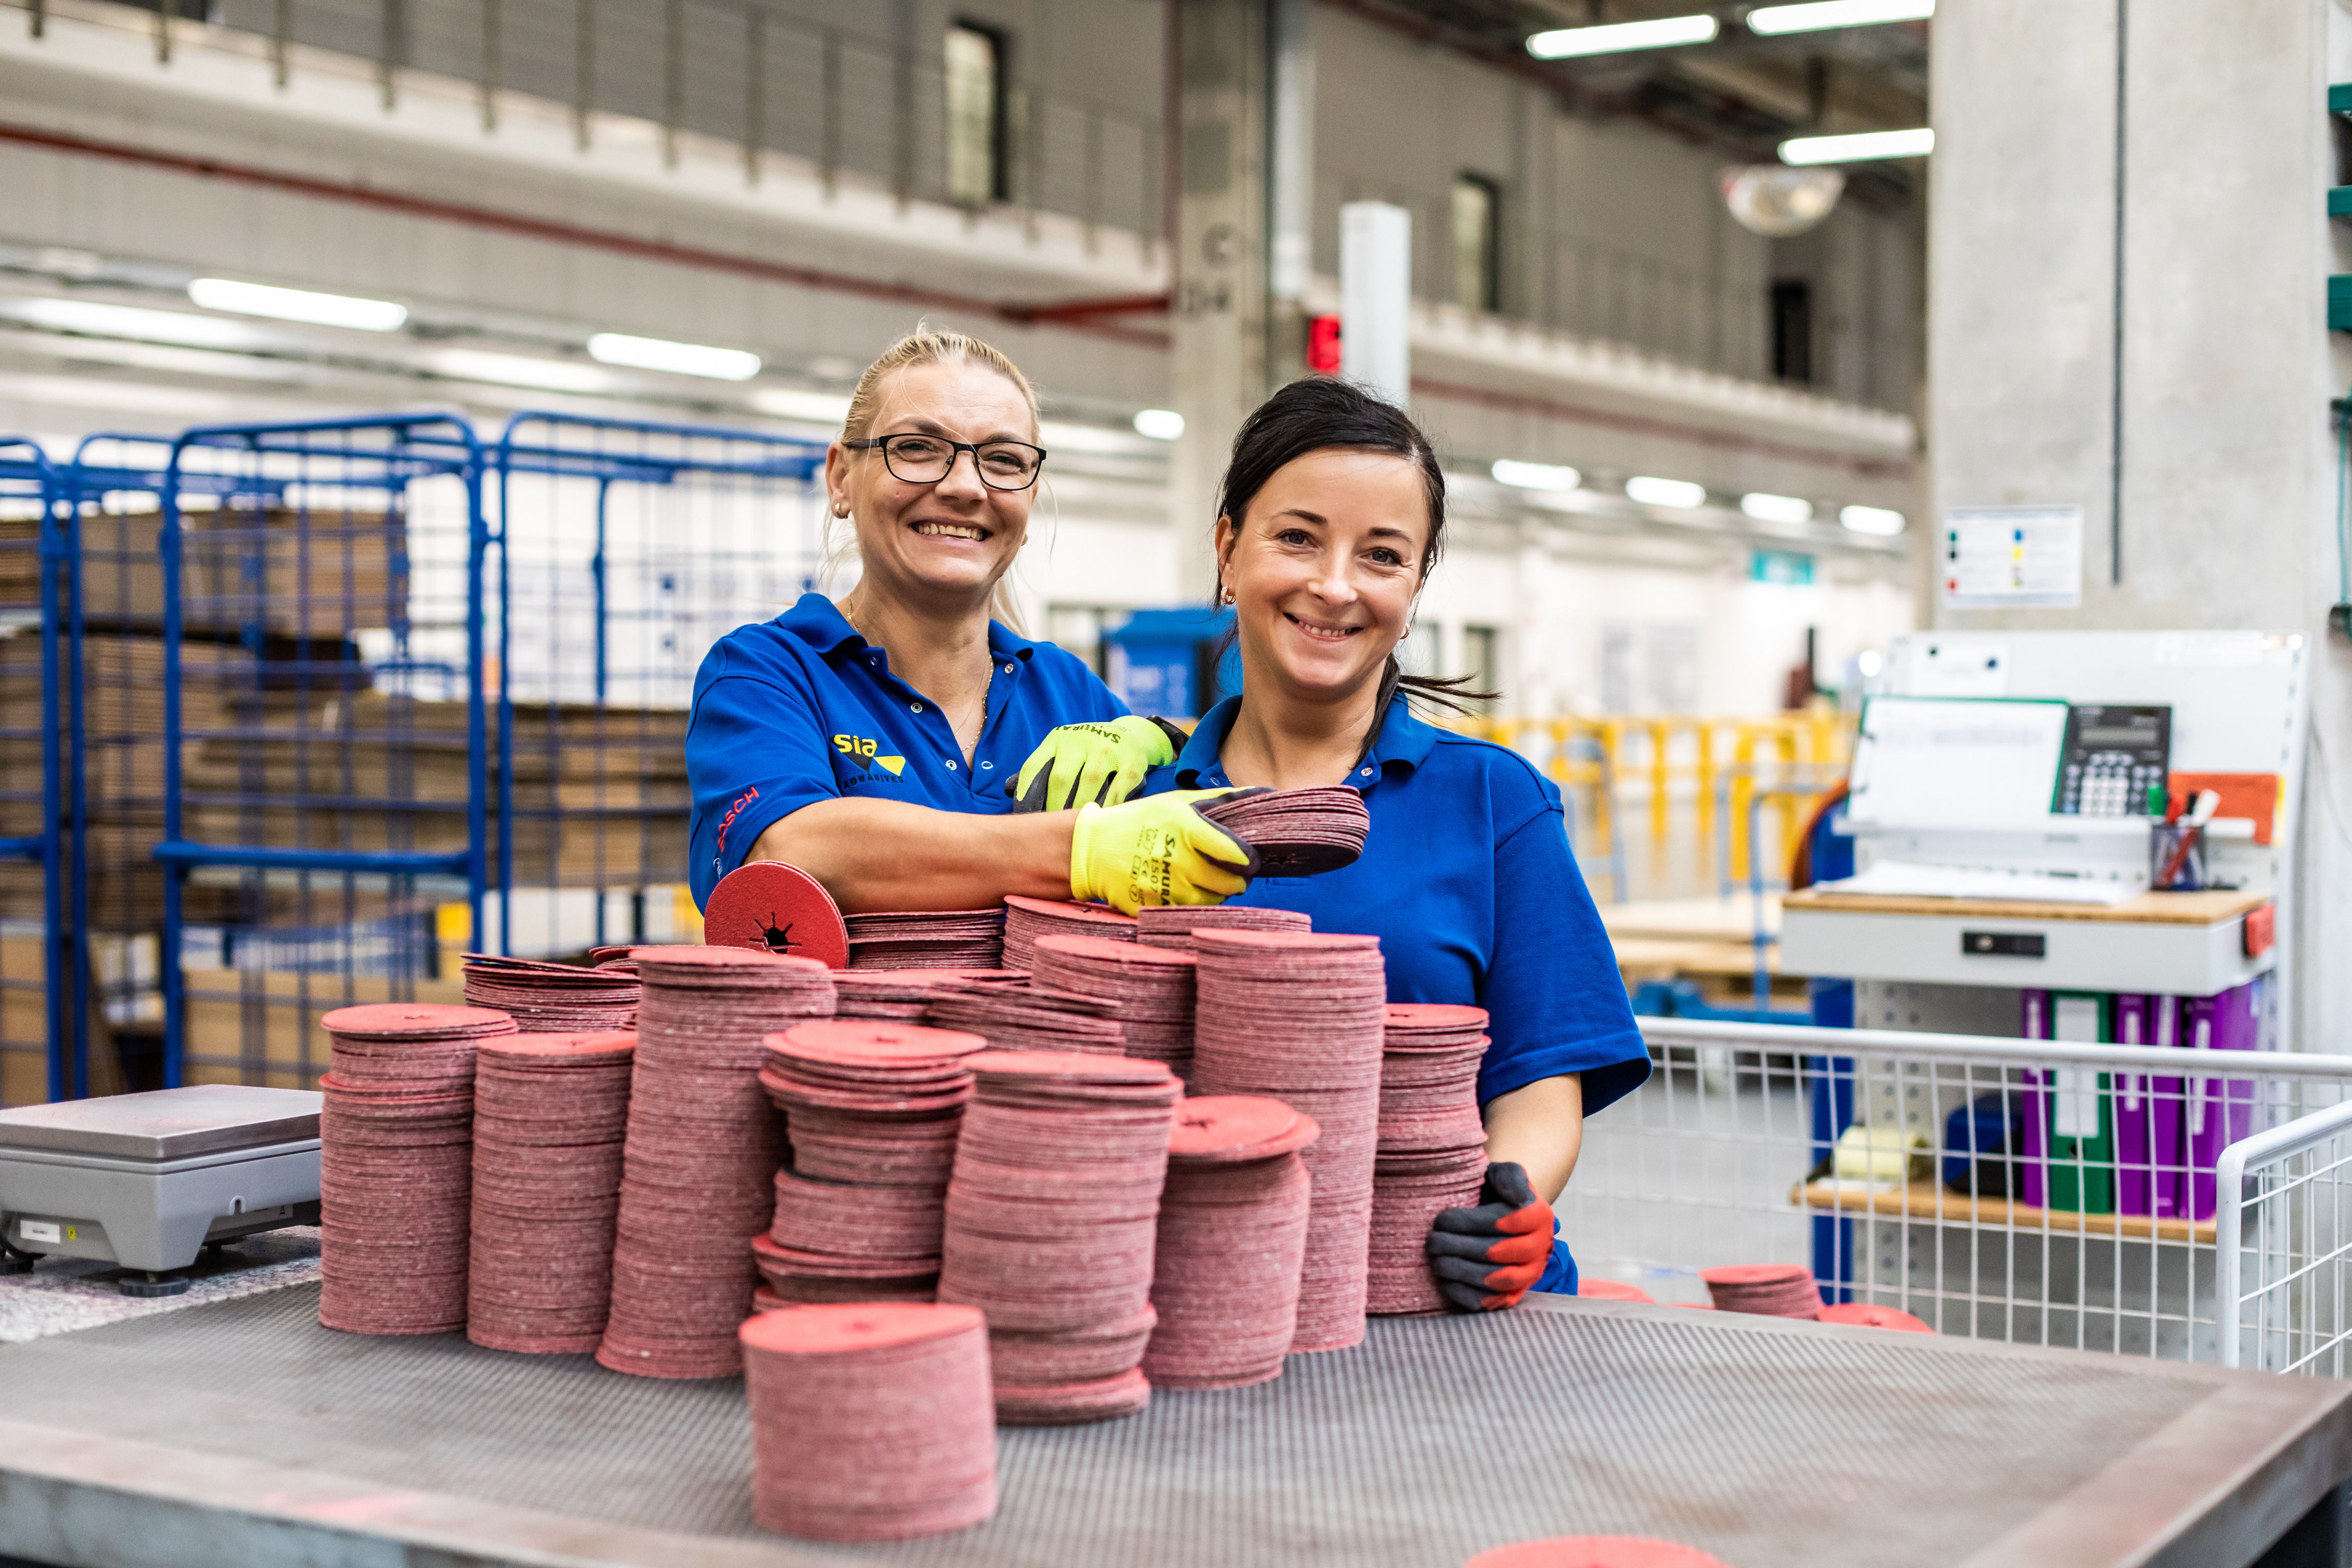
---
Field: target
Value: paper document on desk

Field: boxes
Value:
[1817,860,2140,906]
[1847,695,2070,828]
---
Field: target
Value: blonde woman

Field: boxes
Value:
[685,329,1250,914]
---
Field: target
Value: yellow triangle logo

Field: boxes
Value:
[876,756,906,776]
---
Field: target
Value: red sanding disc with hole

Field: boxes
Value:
[703,860,850,968]
[1465,1538,1734,1568]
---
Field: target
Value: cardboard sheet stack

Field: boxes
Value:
[599,948,834,1378]
[1000,895,1137,970]
[1190,930,1386,1352]
[1368,1004,1491,1315]
[938,1052,1181,1424]
[1030,933,1198,1083]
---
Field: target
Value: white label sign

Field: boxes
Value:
[1941,505,2083,609]
[18,1220,60,1244]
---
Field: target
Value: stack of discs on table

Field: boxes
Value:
[1134,903,1310,952]
[1191,930,1386,1352]
[1701,1263,1822,1319]
[926,981,1126,1055]
[1000,895,1136,971]
[1817,1301,1933,1333]
[742,1303,996,1541]
[703,860,850,967]
[1031,934,1198,1082]
[1197,786,1373,875]
[1142,1096,1317,1390]
[845,909,1006,970]
[1464,1538,1734,1568]
[832,968,1023,1021]
[318,1003,518,1335]
[1578,1279,1656,1303]
[461,954,640,1032]
[1369,1003,1491,1315]
[589,944,639,968]
[755,1020,989,1305]
[467,1032,636,1353]
[599,948,836,1379]
[937,1051,1181,1424]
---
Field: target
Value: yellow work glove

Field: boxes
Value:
[1010,717,1180,813]
[1068,788,1262,915]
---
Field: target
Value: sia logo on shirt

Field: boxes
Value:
[833,734,907,781]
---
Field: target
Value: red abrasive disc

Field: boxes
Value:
[1577,1279,1656,1304]
[1465,1538,1734,1568]
[702,860,850,969]
[1817,1301,1935,1334]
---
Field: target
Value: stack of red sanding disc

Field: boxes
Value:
[598,948,836,1379]
[1197,786,1373,875]
[1031,933,1198,1082]
[1465,1538,1733,1568]
[1701,1263,1823,1319]
[926,979,1126,1055]
[1578,1279,1656,1304]
[461,954,641,1032]
[318,1002,518,1335]
[937,1051,1181,1424]
[1134,904,1310,953]
[702,861,850,967]
[467,1031,636,1353]
[741,1302,997,1541]
[1369,1003,1491,1316]
[1190,930,1386,1352]
[844,909,1007,970]
[755,1020,989,1305]
[1818,1300,1934,1333]
[1000,895,1136,971]
[1142,1096,1317,1390]
[833,969,1023,1021]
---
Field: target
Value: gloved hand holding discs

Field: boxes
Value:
[1426,1161,1555,1312]
[1068,788,1263,914]
[1010,717,1187,812]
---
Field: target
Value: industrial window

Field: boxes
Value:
[1462,625,1502,711]
[1771,278,1814,384]
[1451,175,1501,314]
[946,22,1009,206]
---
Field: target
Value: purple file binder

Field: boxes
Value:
[2112,995,2186,1220]
[2185,981,2260,1223]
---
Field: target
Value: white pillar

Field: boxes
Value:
[1340,200,1412,405]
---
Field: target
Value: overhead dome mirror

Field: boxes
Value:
[1719,165,1846,238]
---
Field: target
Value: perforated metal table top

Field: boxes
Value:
[0,1285,2343,1568]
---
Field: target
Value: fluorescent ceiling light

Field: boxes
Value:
[1747,0,1933,35]
[1840,503,1906,536]
[1132,408,1185,441]
[1040,420,1155,455]
[431,349,615,395]
[1626,476,1708,509]
[1780,128,1934,166]
[8,297,261,350]
[1492,458,1581,491]
[1740,491,1815,524]
[587,331,761,381]
[1527,14,1717,57]
[751,387,852,423]
[187,277,408,331]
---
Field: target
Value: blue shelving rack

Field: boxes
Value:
[0,441,66,1105]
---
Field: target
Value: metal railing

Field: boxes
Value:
[1586,1016,2352,1371]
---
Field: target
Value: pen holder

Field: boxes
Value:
[2149,822,2205,891]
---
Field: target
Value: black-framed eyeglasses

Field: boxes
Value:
[842,433,1047,491]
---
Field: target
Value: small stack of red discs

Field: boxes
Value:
[1701,1263,1823,1318]
[1817,1300,1934,1333]
[317,1002,518,1336]
[1191,930,1387,1352]
[460,954,641,1032]
[741,1302,997,1541]
[466,1031,636,1354]
[1142,1096,1318,1390]
[588,944,640,968]
[1000,895,1136,970]
[1031,933,1199,1082]
[1197,786,1373,875]
[833,969,1023,1021]
[1465,1538,1734,1568]
[937,1051,1181,1424]
[1369,1003,1491,1316]
[844,909,1007,970]
[1578,1279,1656,1304]
[598,948,836,1379]
[926,981,1126,1055]
[755,1020,989,1305]
[1134,904,1310,953]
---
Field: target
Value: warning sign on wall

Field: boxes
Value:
[1939,505,2083,609]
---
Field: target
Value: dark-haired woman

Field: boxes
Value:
[1131,377,1648,1308]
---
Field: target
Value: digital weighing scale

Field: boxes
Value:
[0,1085,323,1296]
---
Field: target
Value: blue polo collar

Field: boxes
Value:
[776,591,1039,668]
[1172,691,1439,790]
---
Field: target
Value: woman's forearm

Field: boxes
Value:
[1482,1074,1585,1203]
[746,798,1077,914]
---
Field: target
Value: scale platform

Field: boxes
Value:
[0,1086,323,1293]
[0,1286,2343,1567]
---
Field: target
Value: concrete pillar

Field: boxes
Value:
[1929,0,2348,1050]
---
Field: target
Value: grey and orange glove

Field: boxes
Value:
[1068,788,1261,914]
[1426,1161,1555,1312]
[1010,717,1187,812]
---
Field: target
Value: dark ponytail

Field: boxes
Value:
[1212,376,1496,717]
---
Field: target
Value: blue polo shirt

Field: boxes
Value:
[685,593,1126,905]
[1145,693,1651,1297]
